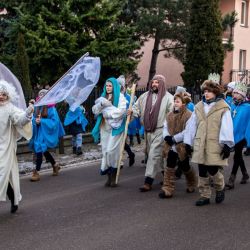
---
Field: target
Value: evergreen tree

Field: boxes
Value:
[0,0,141,86]
[182,0,224,88]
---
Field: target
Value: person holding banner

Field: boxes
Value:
[92,78,127,187]
[0,80,33,213]
[128,75,174,192]
[29,89,65,182]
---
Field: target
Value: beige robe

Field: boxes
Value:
[0,102,32,205]
[132,91,174,178]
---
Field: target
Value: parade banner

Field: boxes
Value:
[0,62,26,110]
[35,52,101,111]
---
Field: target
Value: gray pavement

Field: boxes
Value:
[1,145,250,250]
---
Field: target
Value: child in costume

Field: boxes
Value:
[29,89,65,182]
[159,92,197,198]
[225,82,250,189]
[0,80,33,213]
[184,75,234,206]
[92,78,127,187]
[64,105,88,155]
[225,81,235,106]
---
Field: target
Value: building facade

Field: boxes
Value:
[137,0,250,87]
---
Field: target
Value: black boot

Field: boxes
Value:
[136,133,141,144]
[7,183,18,214]
[73,147,77,154]
[215,189,225,204]
[104,174,112,187]
[110,171,118,187]
[76,147,83,155]
[225,174,235,190]
[195,197,210,206]
[129,152,135,167]
[240,172,249,184]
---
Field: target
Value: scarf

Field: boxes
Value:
[92,77,125,143]
[144,75,166,132]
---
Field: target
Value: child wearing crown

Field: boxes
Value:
[184,74,234,206]
[225,82,250,190]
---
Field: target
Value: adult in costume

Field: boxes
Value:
[184,75,234,206]
[225,82,250,189]
[159,93,197,198]
[0,80,33,213]
[92,78,127,187]
[130,74,174,192]
[29,89,65,181]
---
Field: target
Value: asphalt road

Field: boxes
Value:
[1,153,250,250]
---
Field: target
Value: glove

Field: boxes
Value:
[25,104,34,117]
[185,144,193,157]
[164,136,175,146]
[220,144,231,160]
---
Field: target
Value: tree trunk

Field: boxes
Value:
[147,30,161,89]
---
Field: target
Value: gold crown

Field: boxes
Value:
[208,73,220,84]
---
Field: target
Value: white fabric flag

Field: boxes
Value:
[0,62,26,110]
[35,55,101,111]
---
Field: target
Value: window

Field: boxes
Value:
[241,0,249,26]
[239,50,247,70]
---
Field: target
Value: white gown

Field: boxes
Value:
[0,102,32,205]
[92,94,126,172]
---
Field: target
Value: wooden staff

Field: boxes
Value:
[116,83,137,184]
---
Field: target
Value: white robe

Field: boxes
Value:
[92,94,127,172]
[132,91,174,178]
[0,102,32,205]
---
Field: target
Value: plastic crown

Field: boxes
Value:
[208,73,220,84]
[234,81,248,94]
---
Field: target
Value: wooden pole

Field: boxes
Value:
[115,83,137,184]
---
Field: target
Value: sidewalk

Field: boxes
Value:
[18,140,145,175]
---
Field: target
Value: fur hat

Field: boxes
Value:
[38,89,48,97]
[117,75,126,88]
[174,93,191,105]
[233,82,248,98]
[201,80,223,96]
[227,81,236,90]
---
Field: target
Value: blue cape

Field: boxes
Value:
[29,106,65,153]
[91,77,125,143]
[64,106,88,132]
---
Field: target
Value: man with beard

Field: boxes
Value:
[128,75,173,192]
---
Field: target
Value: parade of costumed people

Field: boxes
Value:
[0,80,34,213]
[64,104,88,155]
[159,92,197,199]
[29,89,65,182]
[225,82,250,190]
[130,74,174,192]
[184,73,235,206]
[92,77,127,187]
[116,75,135,167]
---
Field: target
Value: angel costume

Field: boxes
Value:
[0,80,33,213]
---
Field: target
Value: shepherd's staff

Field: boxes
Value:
[116,83,137,184]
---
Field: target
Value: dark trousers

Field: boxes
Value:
[7,183,14,204]
[124,143,132,156]
[198,164,219,177]
[231,139,248,176]
[36,151,55,171]
[167,150,190,172]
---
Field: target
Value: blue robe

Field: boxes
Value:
[187,102,194,112]
[230,102,250,146]
[29,106,65,153]
[225,96,234,106]
[64,107,88,135]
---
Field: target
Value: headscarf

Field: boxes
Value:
[144,74,166,132]
[92,77,125,143]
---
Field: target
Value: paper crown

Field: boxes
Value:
[233,81,248,97]
[208,73,220,84]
